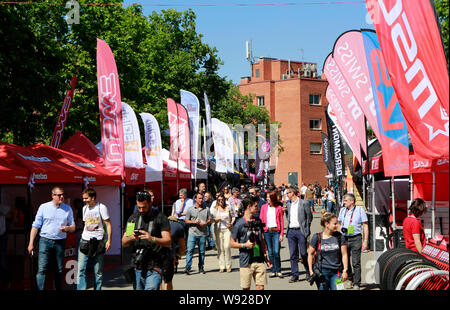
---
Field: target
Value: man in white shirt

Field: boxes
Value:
[285,186,312,283]
[300,183,307,200]
[77,187,112,290]
[172,188,194,238]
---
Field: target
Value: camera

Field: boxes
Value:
[247,219,266,243]
[307,264,324,286]
[134,247,147,270]
[341,227,348,234]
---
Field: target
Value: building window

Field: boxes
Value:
[310,143,322,155]
[255,69,260,78]
[309,119,322,130]
[257,96,265,107]
[309,94,321,105]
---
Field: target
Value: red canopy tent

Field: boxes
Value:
[30,143,121,186]
[0,157,29,184]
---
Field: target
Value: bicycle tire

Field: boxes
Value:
[406,270,449,290]
[395,267,436,290]
[381,250,422,290]
[393,261,438,289]
[375,248,409,285]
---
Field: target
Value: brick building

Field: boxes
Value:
[238,57,329,187]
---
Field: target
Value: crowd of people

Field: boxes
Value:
[20,181,431,291]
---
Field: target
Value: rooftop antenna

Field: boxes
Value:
[246,40,255,77]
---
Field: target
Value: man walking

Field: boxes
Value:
[203,191,216,250]
[305,184,316,213]
[230,196,272,290]
[338,193,369,290]
[172,188,193,238]
[184,192,212,274]
[285,186,312,283]
[122,191,171,290]
[28,187,75,290]
[77,187,112,290]
[164,216,186,290]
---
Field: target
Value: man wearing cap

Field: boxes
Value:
[28,186,75,290]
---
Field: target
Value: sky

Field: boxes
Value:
[122,0,375,85]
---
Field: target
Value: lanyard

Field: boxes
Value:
[344,207,356,225]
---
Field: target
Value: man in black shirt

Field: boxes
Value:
[230,196,272,290]
[163,216,186,290]
[121,191,171,290]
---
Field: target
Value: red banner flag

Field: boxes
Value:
[176,103,191,175]
[50,75,77,149]
[167,98,179,163]
[96,39,125,177]
[366,0,449,160]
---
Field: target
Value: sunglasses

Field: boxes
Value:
[53,193,64,197]
[136,191,151,201]
[217,198,225,201]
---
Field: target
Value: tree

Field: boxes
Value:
[435,0,449,65]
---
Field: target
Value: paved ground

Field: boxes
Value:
[98,210,380,291]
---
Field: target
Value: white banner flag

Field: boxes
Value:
[140,112,163,182]
[211,118,227,173]
[180,90,200,179]
[121,102,143,168]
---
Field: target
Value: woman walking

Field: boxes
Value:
[307,212,348,290]
[211,193,235,272]
[259,191,284,278]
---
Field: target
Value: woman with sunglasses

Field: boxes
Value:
[211,193,236,272]
[259,191,284,278]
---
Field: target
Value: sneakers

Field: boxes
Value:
[277,273,284,279]
[353,285,361,290]
[185,268,192,275]
[269,273,277,278]
[199,268,206,274]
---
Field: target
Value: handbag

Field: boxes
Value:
[309,232,325,285]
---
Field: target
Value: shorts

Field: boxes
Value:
[240,262,267,289]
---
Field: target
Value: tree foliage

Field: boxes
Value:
[435,0,449,65]
[0,0,273,152]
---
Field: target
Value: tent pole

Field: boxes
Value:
[409,174,413,202]
[161,180,164,214]
[432,172,436,238]
[391,176,396,230]
[120,184,125,265]
[372,174,376,255]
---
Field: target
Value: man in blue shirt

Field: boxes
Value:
[27,186,75,290]
[337,193,369,290]
[172,188,194,238]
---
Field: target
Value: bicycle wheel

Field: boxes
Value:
[381,250,422,290]
[395,267,437,290]
[406,270,449,290]
[393,260,438,289]
[375,248,409,285]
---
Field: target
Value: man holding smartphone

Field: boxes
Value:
[122,191,171,290]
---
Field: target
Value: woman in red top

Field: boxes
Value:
[259,191,284,278]
[402,198,427,253]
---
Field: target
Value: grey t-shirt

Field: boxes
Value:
[186,205,212,236]
[310,232,346,270]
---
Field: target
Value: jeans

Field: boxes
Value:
[316,268,339,290]
[287,229,309,277]
[264,231,281,273]
[207,225,216,247]
[185,235,207,270]
[36,237,66,290]
[322,199,327,209]
[77,247,104,290]
[135,269,162,290]
[327,201,336,214]
[346,234,362,286]
[307,200,315,212]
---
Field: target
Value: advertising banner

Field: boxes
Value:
[167,98,179,163]
[140,112,163,182]
[325,106,346,178]
[176,103,191,175]
[121,102,143,168]
[361,29,410,176]
[323,53,367,159]
[321,132,334,174]
[96,39,125,177]
[366,0,449,160]
[180,90,200,178]
[211,118,227,173]
[50,75,77,149]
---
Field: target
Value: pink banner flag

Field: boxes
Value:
[167,98,179,162]
[323,53,367,159]
[366,0,449,160]
[96,39,125,177]
[50,75,77,149]
[326,87,362,163]
[332,31,380,143]
[176,103,191,174]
